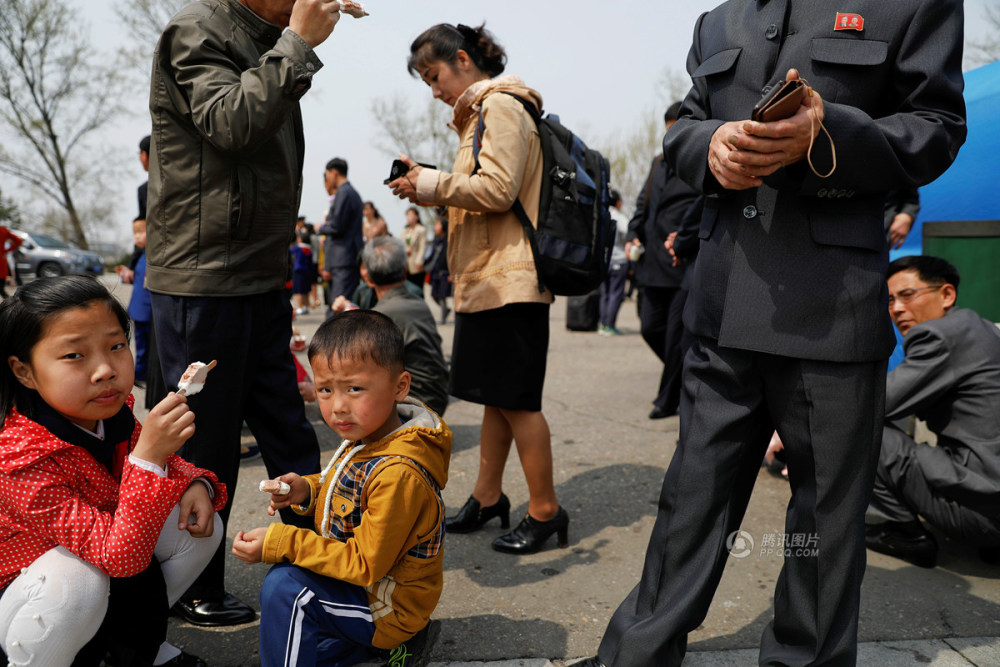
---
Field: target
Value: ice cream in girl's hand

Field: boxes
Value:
[177,360,217,396]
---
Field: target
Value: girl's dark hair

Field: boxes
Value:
[308,310,404,376]
[407,23,506,79]
[0,276,131,426]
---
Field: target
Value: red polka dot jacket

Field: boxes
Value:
[0,396,227,589]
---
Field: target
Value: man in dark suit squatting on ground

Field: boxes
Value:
[866,256,1000,569]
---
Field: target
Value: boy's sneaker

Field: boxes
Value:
[380,620,440,667]
[597,324,611,336]
[295,307,309,316]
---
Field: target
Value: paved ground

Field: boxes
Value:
[108,278,1000,666]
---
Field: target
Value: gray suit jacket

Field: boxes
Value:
[665,0,966,362]
[373,286,450,417]
[888,309,1000,517]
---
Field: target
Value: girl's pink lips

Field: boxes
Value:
[92,389,121,404]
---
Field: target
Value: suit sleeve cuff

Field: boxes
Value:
[416,168,441,203]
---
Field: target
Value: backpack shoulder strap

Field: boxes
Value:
[470,92,546,294]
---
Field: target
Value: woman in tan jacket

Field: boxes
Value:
[388,22,567,555]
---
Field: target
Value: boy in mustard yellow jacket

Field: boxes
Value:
[233,310,451,667]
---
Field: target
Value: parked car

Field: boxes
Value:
[11,230,104,279]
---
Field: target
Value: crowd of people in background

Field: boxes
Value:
[1,1,997,666]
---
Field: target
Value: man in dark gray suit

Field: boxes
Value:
[585,1,967,665]
[867,256,1000,568]
[319,157,364,311]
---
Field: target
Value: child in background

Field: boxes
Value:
[291,227,314,315]
[233,310,451,667]
[127,217,152,381]
[0,276,226,667]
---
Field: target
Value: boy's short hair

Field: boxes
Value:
[309,310,405,374]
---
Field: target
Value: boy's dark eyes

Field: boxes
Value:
[62,352,83,360]
[111,342,127,351]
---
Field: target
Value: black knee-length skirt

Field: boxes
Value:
[449,302,550,411]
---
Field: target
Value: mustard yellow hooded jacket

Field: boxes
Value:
[261,398,451,648]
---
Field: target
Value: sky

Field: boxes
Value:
[1,0,994,250]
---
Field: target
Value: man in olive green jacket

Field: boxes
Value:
[145,0,345,628]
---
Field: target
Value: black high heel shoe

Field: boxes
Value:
[492,507,569,554]
[445,493,511,533]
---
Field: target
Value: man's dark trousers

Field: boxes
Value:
[597,337,886,666]
[639,286,687,414]
[151,290,320,599]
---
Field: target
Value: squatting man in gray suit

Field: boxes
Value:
[866,256,1000,569]
[581,1,967,665]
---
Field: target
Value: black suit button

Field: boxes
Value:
[765,24,780,40]
[743,205,758,219]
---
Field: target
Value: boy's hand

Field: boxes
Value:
[266,473,309,516]
[132,393,195,468]
[178,482,215,537]
[232,528,267,564]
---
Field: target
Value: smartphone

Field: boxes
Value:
[751,79,806,122]
[384,159,436,184]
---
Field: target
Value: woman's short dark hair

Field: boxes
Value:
[0,276,131,425]
[407,23,506,79]
[308,310,405,375]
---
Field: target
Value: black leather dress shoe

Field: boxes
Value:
[157,650,208,666]
[445,493,511,533]
[648,406,676,420]
[865,520,938,568]
[572,658,607,667]
[173,592,257,627]
[492,507,569,554]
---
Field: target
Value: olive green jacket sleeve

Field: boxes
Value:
[163,14,322,153]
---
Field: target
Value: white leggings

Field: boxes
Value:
[0,506,222,667]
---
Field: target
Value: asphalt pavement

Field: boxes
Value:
[109,278,1000,667]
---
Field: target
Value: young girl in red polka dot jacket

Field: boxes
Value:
[0,276,228,667]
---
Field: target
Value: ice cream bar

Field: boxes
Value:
[341,0,368,18]
[259,480,291,495]
[177,360,217,397]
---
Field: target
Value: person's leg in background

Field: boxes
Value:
[242,290,320,529]
[651,288,687,418]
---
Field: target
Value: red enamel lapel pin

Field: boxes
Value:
[834,12,865,31]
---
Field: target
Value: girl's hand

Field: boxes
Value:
[178,482,215,537]
[133,393,195,468]
[232,528,268,564]
[266,473,309,517]
[387,154,425,204]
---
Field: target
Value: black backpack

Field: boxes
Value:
[473,92,615,296]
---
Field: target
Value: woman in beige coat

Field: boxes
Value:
[388,23,567,555]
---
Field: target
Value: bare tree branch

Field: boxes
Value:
[0,0,127,248]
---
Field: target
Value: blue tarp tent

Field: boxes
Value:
[892,59,1000,260]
